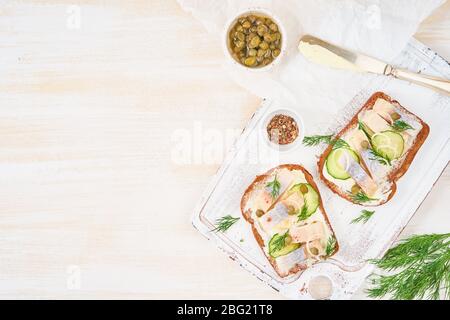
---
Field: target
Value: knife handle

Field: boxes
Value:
[388,66,450,96]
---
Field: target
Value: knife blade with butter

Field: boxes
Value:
[298,35,450,95]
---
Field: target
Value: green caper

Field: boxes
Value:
[244,56,257,66]
[235,40,245,49]
[287,205,297,215]
[259,41,269,50]
[351,184,361,195]
[256,24,268,36]
[236,25,244,32]
[249,35,261,48]
[360,140,370,150]
[235,32,245,41]
[248,49,257,57]
[391,112,401,121]
[269,23,278,32]
[263,33,274,42]
[242,20,251,29]
[299,184,309,194]
[270,44,276,50]
[272,49,281,58]
[256,209,265,217]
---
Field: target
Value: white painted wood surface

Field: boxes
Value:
[0,0,448,299]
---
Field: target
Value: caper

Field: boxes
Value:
[287,205,297,215]
[263,33,274,42]
[247,32,256,41]
[391,112,401,121]
[360,140,370,150]
[272,49,281,58]
[285,235,293,245]
[248,48,257,57]
[270,44,276,50]
[264,49,272,58]
[257,49,266,57]
[248,15,256,23]
[256,18,264,25]
[256,24,268,36]
[250,26,257,33]
[300,184,309,194]
[309,246,319,256]
[236,25,244,33]
[259,41,269,50]
[351,184,361,195]
[262,58,271,66]
[242,20,251,29]
[269,23,278,32]
[244,56,257,66]
[274,32,281,41]
[235,32,245,41]
[256,209,265,217]
[249,35,261,48]
[234,40,245,49]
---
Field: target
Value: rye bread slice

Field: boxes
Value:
[317,92,430,206]
[240,164,338,278]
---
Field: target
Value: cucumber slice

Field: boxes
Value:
[268,233,301,258]
[326,148,360,180]
[372,131,404,160]
[289,183,319,217]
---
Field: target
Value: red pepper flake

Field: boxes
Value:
[267,114,299,145]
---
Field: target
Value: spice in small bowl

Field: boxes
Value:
[263,109,304,152]
[267,114,299,145]
[225,11,283,69]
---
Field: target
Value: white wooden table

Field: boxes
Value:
[0,0,448,299]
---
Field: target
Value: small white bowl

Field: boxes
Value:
[223,8,287,72]
[262,108,305,152]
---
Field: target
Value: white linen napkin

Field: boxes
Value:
[177,0,444,127]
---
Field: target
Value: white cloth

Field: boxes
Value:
[177,0,444,127]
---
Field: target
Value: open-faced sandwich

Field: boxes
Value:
[318,92,429,206]
[240,164,338,278]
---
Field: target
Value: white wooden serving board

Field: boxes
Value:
[192,39,450,300]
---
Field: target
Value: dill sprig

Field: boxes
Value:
[350,191,377,204]
[367,233,450,300]
[351,210,375,224]
[369,148,391,166]
[325,236,337,256]
[331,138,350,150]
[212,215,240,233]
[270,231,289,253]
[266,174,281,199]
[391,120,414,132]
[302,134,334,147]
[297,201,309,222]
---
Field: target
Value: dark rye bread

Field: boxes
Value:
[317,92,430,206]
[240,164,338,278]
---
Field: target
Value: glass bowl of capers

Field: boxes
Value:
[224,9,285,70]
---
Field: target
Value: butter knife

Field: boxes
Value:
[298,35,450,96]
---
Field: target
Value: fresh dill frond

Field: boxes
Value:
[369,148,391,166]
[302,134,334,147]
[331,138,350,150]
[212,215,240,233]
[266,174,281,199]
[391,120,414,132]
[367,233,450,300]
[350,191,377,204]
[270,231,289,253]
[351,210,375,224]
[325,236,337,256]
[297,201,309,222]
